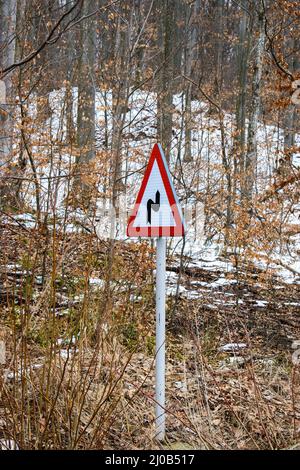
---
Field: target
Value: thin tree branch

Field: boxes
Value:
[262,0,294,80]
[1,0,83,78]
[182,74,224,113]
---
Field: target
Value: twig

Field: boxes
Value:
[1,0,83,78]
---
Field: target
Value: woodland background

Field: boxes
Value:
[0,0,300,450]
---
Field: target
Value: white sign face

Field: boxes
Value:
[132,160,176,229]
[127,144,185,237]
[0,80,6,104]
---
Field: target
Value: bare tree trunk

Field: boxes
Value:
[183,0,199,163]
[213,0,224,99]
[76,1,96,163]
[157,0,176,162]
[0,0,17,208]
[95,4,133,342]
[65,23,76,145]
[65,80,75,145]
[244,4,265,201]
[235,0,252,185]
[74,0,96,206]
[284,38,299,152]
[111,12,131,214]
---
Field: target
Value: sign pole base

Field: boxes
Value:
[155,236,166,441]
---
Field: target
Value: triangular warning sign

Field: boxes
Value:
[127,144,185,237]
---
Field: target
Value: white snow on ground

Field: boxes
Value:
[255,300,269,308]
[0,439,19,450]
[57,336,77,347]
[208,277,237,288]
[89,278,105,288]
[165,271,187,296]
[1,264,24,272]
[4,363,43,382]
[218,343,247,353]
[59,349,78,360]
[163,269,244,301]
[129,294,143,302]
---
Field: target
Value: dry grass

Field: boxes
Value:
[0,217,300,450]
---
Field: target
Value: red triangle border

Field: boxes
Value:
[127,144,185,237]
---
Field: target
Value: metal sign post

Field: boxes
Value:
[155,236,166,440]
[127,144,185,442]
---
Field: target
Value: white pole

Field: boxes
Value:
[155,236,166,440]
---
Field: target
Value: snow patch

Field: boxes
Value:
[218,343,247,353]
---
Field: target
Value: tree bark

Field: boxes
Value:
[157,0,176,163]
[235,0,252,183]
[183,0,199,163]
[111,11,131,214]
[74,0,96,206]
[76,0,96,165]
[0,0,17,208]
[284,38,299,152]
[244,4,265,201]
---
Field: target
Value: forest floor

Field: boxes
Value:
[0,214,300,449]
[112,256,300,450]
